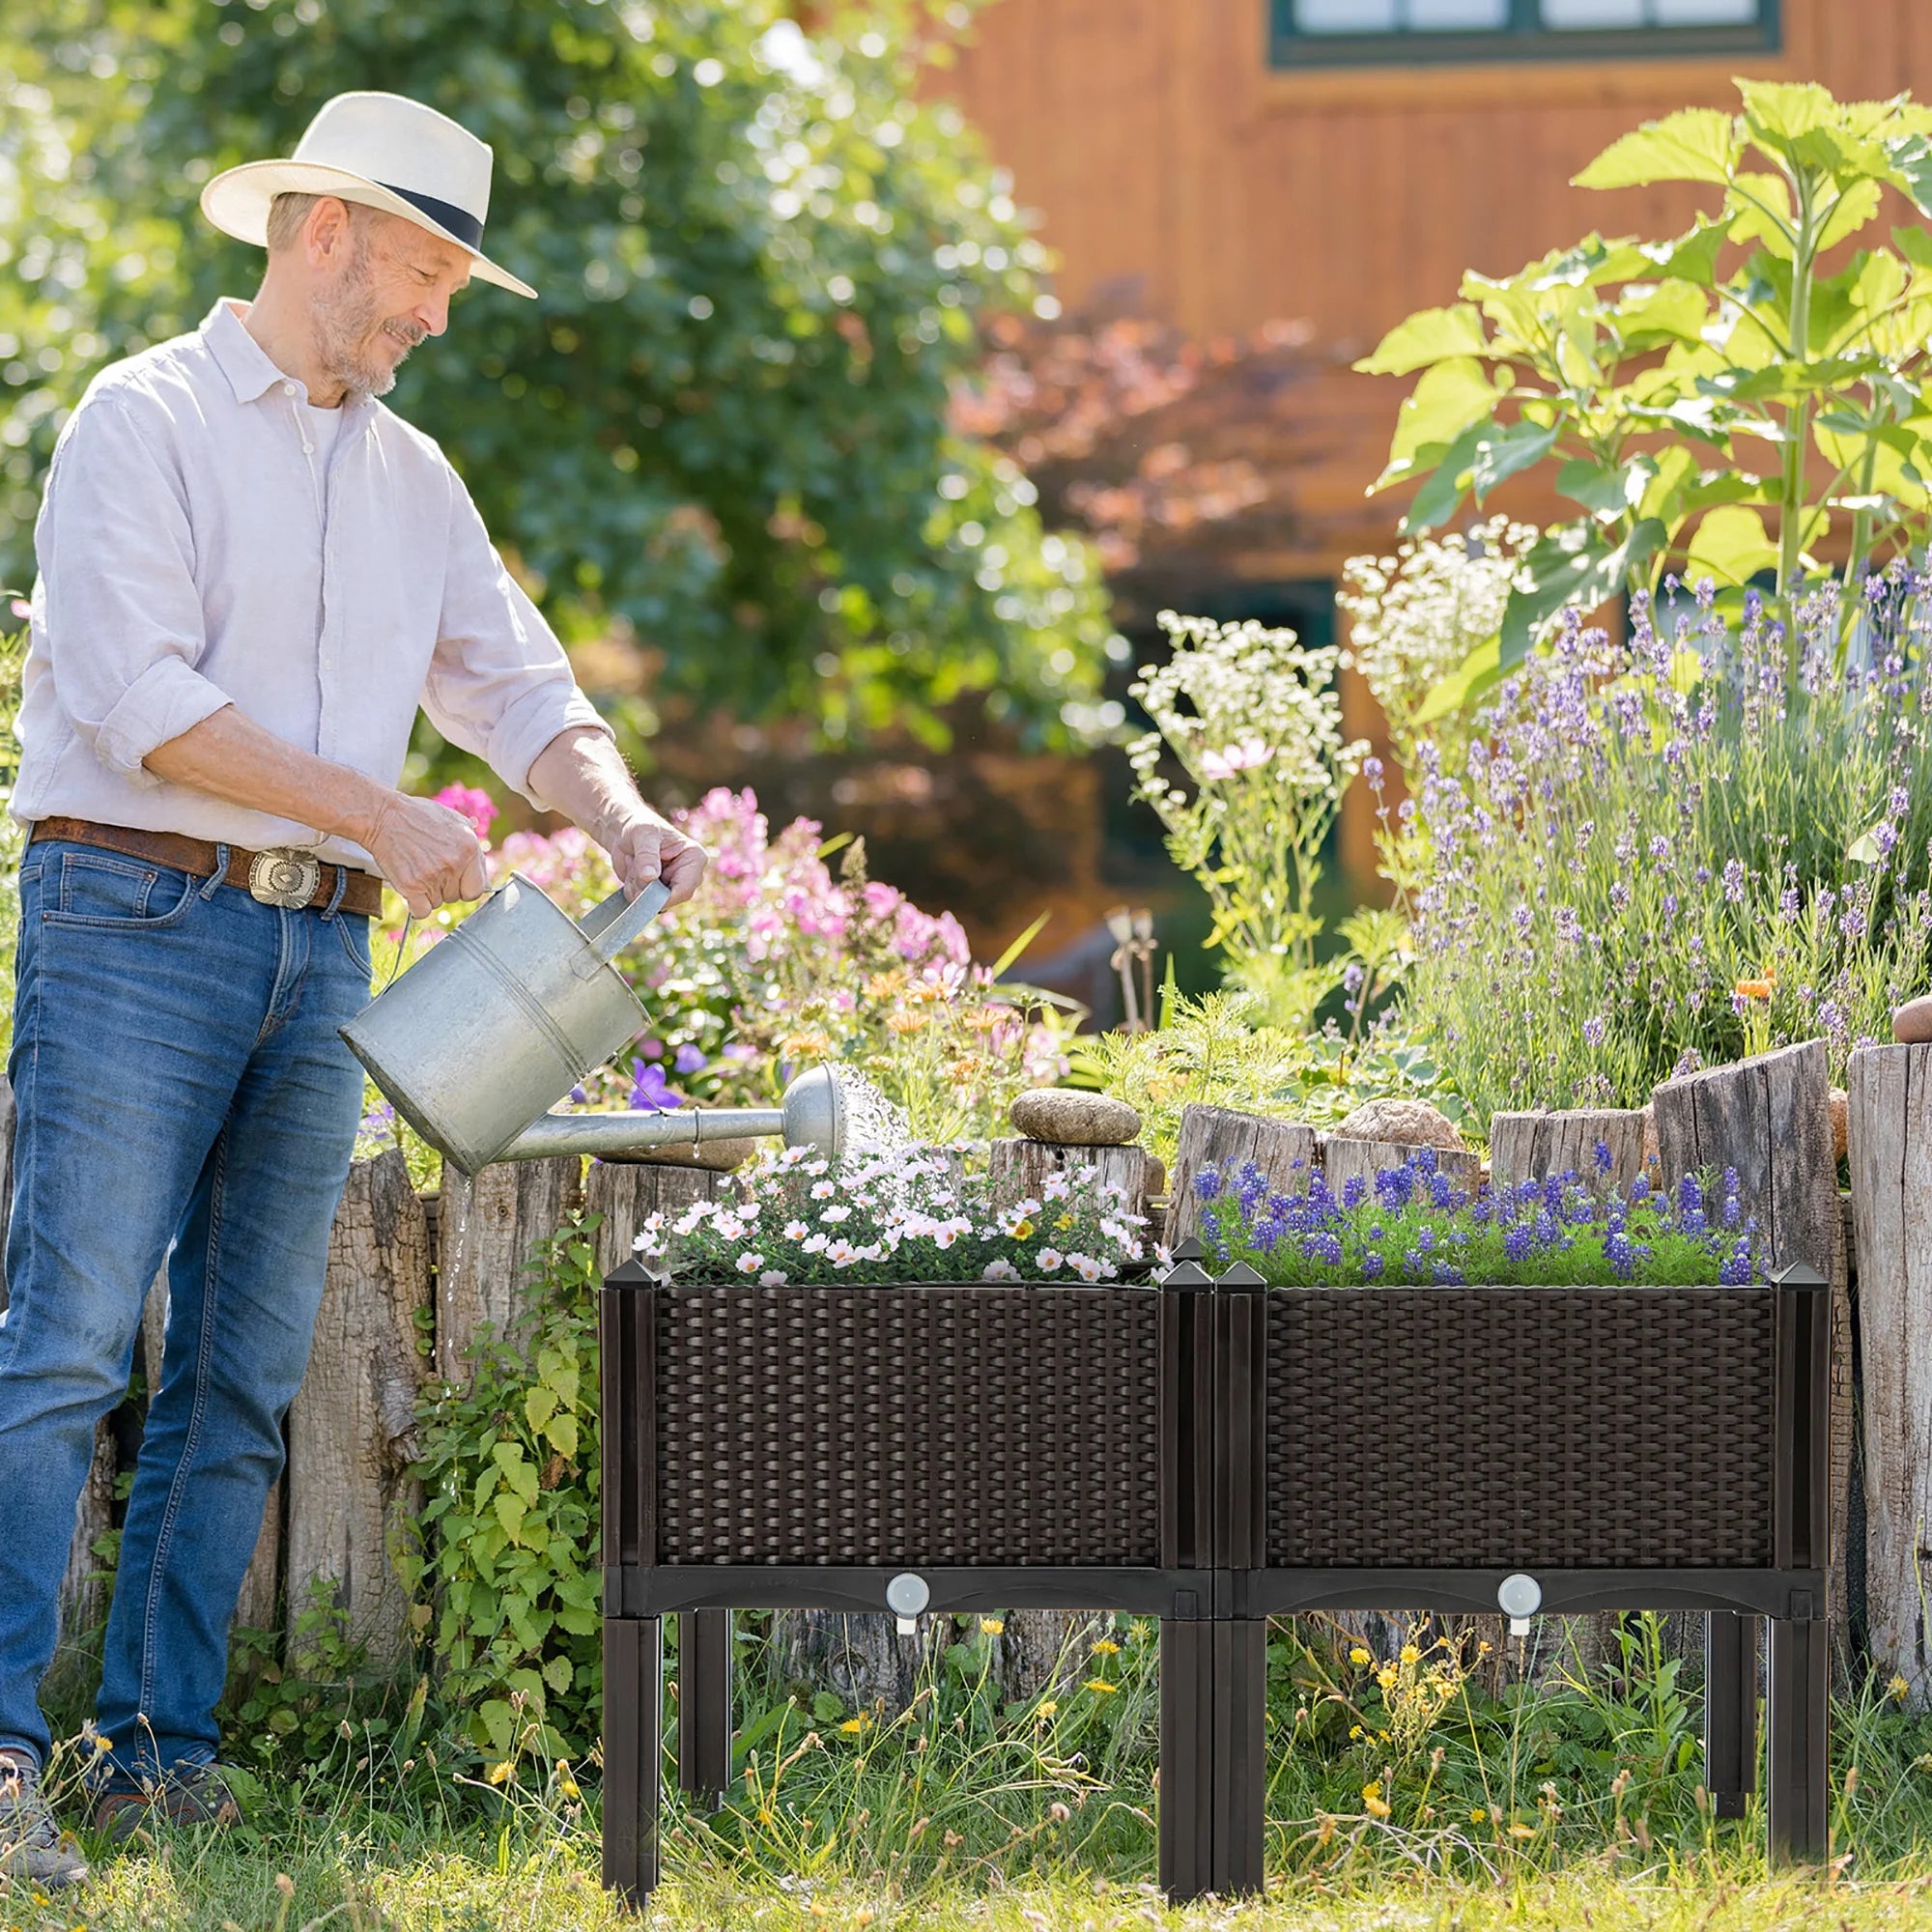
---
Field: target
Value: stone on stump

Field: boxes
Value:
[1330,1096,1465,1152]
[1009,1089,1142,1147]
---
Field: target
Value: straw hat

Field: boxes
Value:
[200,90,536,299]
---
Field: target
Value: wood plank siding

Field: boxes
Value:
[940,0,1932,577]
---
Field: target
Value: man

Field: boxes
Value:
[0,92,706,1887]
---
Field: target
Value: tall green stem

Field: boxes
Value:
[1777,167,1816,600]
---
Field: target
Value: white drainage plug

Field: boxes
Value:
[1496,1573,1543,1637]
[885,1572,930,1636]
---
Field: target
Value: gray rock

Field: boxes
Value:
[1331,1096,1464,1152]
[1009,1088,1142,1147]
[1893,995,1932,1044]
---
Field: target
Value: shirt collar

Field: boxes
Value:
[201,298,379,421]
[203,299,290,405]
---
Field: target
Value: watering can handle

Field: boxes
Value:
[586,877,672,964]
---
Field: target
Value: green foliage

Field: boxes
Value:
[1072,970,1452,1173]
[0,0,1117,757]
[1360,79,1932,687]
[403,1218,605,1762]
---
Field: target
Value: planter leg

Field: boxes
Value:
[602,1615,662,1905]
[1704,1612,1757,1819]
[677,1608,733,1807]
[1212,1620,1266,1896]
[1767,1617,1829,1863]
[1159,1618,1213,1901]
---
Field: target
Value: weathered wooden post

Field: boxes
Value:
[284,1151,431,1670]
[1847,1043,1932,1702]
[436,1155,583,1381]
[1167,1106,1317,1249]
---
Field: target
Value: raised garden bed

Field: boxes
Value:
[600,1250,1831,1904]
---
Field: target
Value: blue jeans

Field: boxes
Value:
[0,839,370,1779]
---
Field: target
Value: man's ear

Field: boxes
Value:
[304,196,356,273]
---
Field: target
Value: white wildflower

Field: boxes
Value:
[1036,1247,1064,1272]
[735,1251,765,1275]
[980,1257,1020,1281]
[759,1269,788,1286]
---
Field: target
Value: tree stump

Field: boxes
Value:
[1167,1106,1318,1248]
[1490,1108,1648,1197]
[987,1139,1151,1222]
[769,1609,944,1720]
[284,1151,430,1672]
[582,1159,729,1283]
[436,1155,582,1380]
[1321,1137,1480,1199]
[1653,1040,1852,1647]
[1847,1045,1932,1701]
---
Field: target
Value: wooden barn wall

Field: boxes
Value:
[940,0,1932,576]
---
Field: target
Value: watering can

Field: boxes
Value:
[340,872,845,1176]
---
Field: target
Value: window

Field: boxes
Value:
[1271,0,1778,66]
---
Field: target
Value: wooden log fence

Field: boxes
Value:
[1,1038,1921,1721]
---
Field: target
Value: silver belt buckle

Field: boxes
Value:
[248,847,323,909]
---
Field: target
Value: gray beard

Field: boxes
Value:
[312,248,415,399]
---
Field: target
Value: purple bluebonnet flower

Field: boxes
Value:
[1194,1168,1223,1201]
[1303,1231,1344,1266]
[1361,1251,1384,1279]
[1593,1140,1613,1175]
[1504,1225,1534,1264]
[1342,1175,1368,1210]
[1723,1193,1742,1229]
[629,1061,684,1112]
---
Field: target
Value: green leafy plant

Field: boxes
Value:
[1361,78,1932,687]
[1072,964,1449,1174]
[403,1219,606,1762]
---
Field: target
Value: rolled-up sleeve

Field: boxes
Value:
[36,395,233,782]
[423,469,612,810]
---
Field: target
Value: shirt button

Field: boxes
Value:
[283,382,298,396]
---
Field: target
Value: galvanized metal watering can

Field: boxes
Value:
[340,872,845,1176]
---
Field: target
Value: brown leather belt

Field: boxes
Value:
[28,816,384,918]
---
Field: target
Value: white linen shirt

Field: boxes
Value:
[14,298,612,871]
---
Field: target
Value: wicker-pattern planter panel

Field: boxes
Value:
[653,1284,1162,1565]
[1265,1287,1777,1569]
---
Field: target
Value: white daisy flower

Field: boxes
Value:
[1036,1247,1064,1272]
[810,1179,838,1200]
[821,1204,852,1224]
[736,1251,765,1274]
[980,1257,1020,1281]
[932,1225,958,1250]
[783,1220,810,1242]
[1068,1253,1105,1282]
[826,1238,859,1266]
[803,1232,830,1255]
[759,1269,788,1286]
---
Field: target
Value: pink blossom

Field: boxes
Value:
[435,782,499,841]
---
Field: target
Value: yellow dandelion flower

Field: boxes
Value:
[1889,1674,1912,1702]
[1092,1638,1121,1655]
[484,1760,514,1786]
[1037,1700,1058,1719]
[1085,1678,1119,1694]
[980,1617,1006,1634]
[1362,1785,1391,1819]
[1470,1807,1487,1824]
[1399,1643,1420,1665]
[1349,1646,1372,1666]
[838,1716,869,1735]
[559,1776,581,1801]
[1509,1822,1536,1839]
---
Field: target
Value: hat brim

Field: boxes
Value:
[200,158,537,299]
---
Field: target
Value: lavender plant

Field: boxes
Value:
[1197,1145,1755,1289]
[636,1142,1150,1285]
[1393,575,1932,1118]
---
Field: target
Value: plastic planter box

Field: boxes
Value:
[599,1250,1831,1904]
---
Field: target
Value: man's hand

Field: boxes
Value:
[362,791,491,918]
[602,807,707,909]
[526,724,709,911]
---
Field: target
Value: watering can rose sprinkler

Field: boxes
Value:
[339,872,845,1176]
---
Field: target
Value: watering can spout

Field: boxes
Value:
[479,1065,845,1174]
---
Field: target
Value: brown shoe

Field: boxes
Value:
[92,1764,242,1845]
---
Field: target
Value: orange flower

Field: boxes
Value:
[1734,976,1776,1001]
